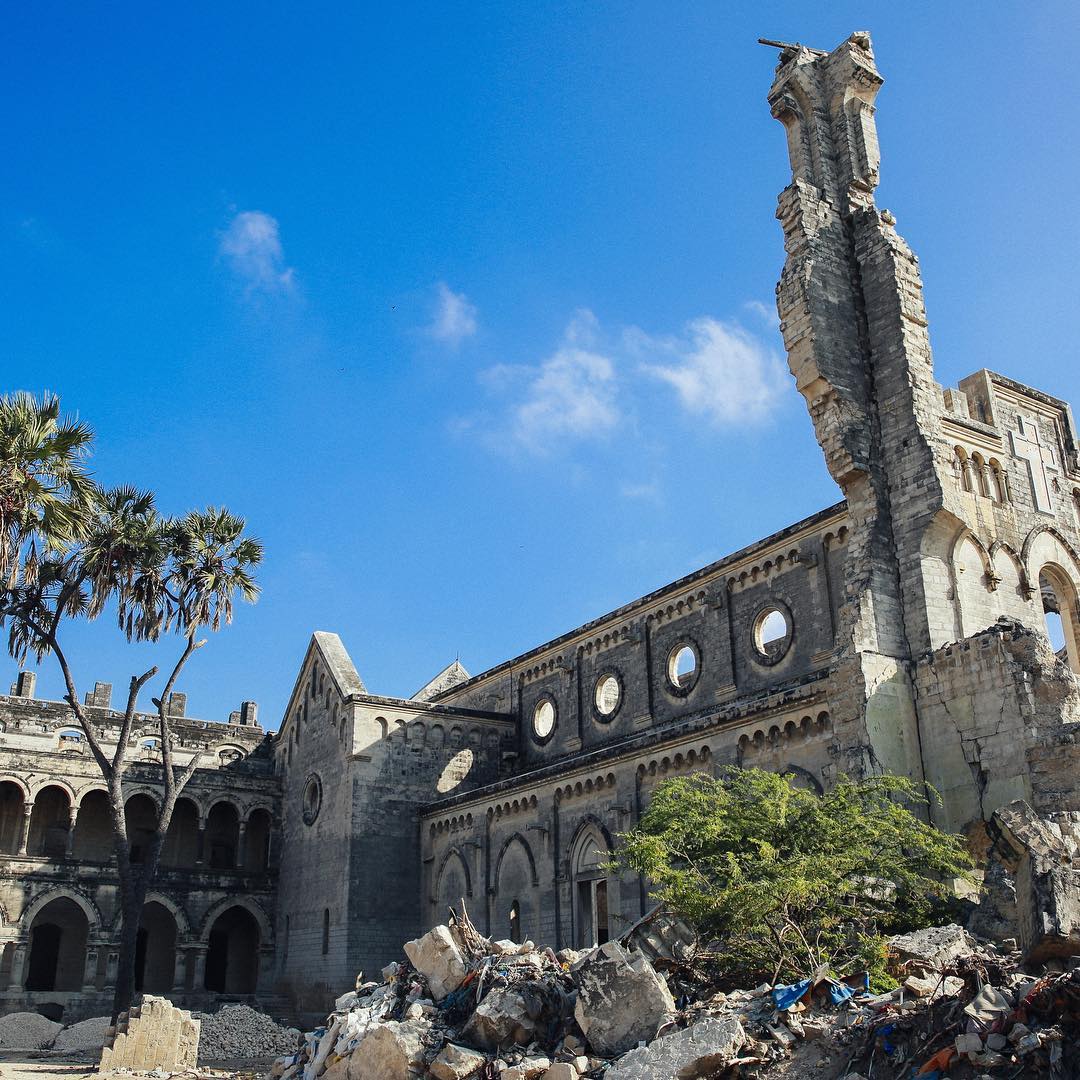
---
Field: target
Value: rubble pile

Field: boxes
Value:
[0,1011,63,1048]
[269,914,740,1080]
[50,1015,111,1053]
[197,1003,302,1061]
[268,912,1080,1080]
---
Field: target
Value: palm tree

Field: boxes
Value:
[0,391,95,586]
[0,393,262,1016]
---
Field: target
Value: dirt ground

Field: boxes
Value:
[0,1051,272,1080]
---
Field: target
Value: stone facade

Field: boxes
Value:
[1,30,1078,1022]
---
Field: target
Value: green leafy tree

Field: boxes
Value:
[615,769,973,988]
[0,392,262,1017]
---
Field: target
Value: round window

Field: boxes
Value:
[667,643,699,692]
[302,773,322,826]
[532,697,557,742]
[594,674,621,719]
[753,605,792,664]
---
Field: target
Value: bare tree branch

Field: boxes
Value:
[111,666,157,772]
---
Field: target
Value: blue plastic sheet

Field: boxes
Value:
[771,978,813,1011]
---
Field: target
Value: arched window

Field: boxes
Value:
[1039,566,1080,673]
[971,453,991,498]
[988,459,1008,504]
[954,447,972,492]
[572,826,612,949]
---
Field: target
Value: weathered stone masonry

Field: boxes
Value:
[2,30,1078,1021]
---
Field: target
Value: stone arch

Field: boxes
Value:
[434,846,473,901]
[20,886,102,933]
[781,763,824,794]
[141,893,191,939]
[74,784,109,808]
[1023,523,1080,580]
[567,817,614,949]
[28,777,76,803]
[198,895,273,944]
[0,776,31,801]
[494,832,539,889]
[989,541,1030,597]
[951,529,996,636]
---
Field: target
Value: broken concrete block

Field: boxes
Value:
[403,925,468,1000]
[500,1056,550,1080]
[429,1042,488,1080]
[572,941,675,1057]
[98,996,200,1073]
[604,1016,746,1079]
[350,1020,429,1079]
[991,800,1080,962]
[540,1066,576,1080]
[888,924,971,972]
[461,988,538,1050]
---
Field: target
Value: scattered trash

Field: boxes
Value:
[264,908,1080,1080]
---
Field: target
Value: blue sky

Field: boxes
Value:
[4,3,1079,728]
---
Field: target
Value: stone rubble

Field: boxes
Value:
[195,1003,302,1062]
[264,910,1080,1080]
[0,1011,63,1048]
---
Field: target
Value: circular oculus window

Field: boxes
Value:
[667,643,699,692]
[753,605,792,664]
[302,773,323,826]
[594,674,621,719]
[532,697,557,742]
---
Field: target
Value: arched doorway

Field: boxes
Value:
[135,901,177,993]
[161,799,199,867]
[25,897,88,991]
[204,906,259,993]
[0,781,25,853]
[28,786,71,858]
[72,791,113,861]
[243,809,272,871]
[124,794,159,865]
[205,803,239,869]
[571,826,612,949]
[1040,566,1080,673]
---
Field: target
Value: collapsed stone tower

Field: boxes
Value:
[768,33,1080,836]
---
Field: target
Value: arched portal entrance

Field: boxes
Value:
[72,790,113,861]
[124,794,159,865]
[572,825,612,949]
[28,786,71,858]
[0,781,25,853]
[205,803,239,869]
[135,901,177,993]
[25,897,88,991]
[204,906,259,993]
[161,798,199,867]
[1040,565,1080,673]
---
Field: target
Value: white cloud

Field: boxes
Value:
[743,298,781,330]
[636,317,786,425]
[429,282,478,346]
[506,310,619,454]
[220,210,295,294]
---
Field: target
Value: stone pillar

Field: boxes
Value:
[65,806,79,858]
[195,823,206,866]
[191,946,207,991]
[82,946,99,991]
[266,823,282,870]
[17,804,32,856]
[7,943,27,991]
[236,821,247,870]
[172,947,188,995]
[256,946,274,993]
[105,949,119,987]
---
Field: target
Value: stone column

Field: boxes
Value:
[7,943,27,991]
[236,821,247,870]
[195,822,206,866]
[82,946,99,992]
[266,823,282,870]
[191,945,208,991]
[256,946,274,993]
[17,804,33,856]
[171,947,188,995]
[105,950,119,987]
[65,806,79,858]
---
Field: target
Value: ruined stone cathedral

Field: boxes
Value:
[0,31,1078,1021]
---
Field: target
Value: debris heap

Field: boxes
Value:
[196,1003,302,1062]
[268,911,1080,1079]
